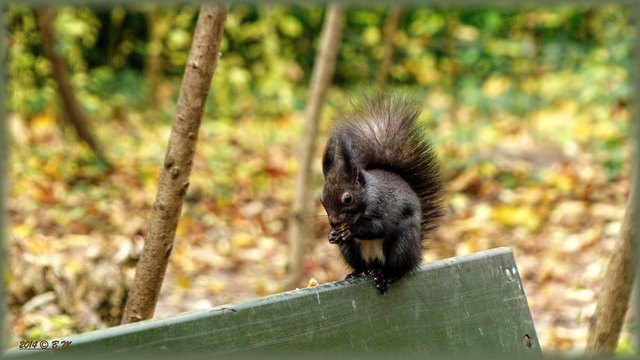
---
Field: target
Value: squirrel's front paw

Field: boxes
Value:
[328,226,352,244]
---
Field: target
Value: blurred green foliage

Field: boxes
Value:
[5,4,633,125]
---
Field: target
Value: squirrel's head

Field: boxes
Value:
[320,134,366,228]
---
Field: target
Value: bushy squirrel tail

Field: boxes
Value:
[329,92,444,238]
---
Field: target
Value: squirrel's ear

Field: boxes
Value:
[322,137,336,176]
[339,138,364,186]
[354,166,366,186]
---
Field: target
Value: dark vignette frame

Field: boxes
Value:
[0,0,638,357]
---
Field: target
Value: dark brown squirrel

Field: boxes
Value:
[320,93,444,294]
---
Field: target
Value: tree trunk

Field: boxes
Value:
[285,4,345,290]
[121,4,228,324]
[376,6,403,89]
[585,169,637,355]
[260,6,286,100]
[145,7,173,108]
[443,11,461,126]
[107,6,126,67]
[34,7,111,167]
[0,17,6,350]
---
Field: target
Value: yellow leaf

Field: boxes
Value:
[454,25,478,41]
[64,260,82,276]
[31,110,56,127]
[478,162,498,178]
[231,232,255,249]
[594,121,619,141]
[176,275,191,289]
[571,113,592,141]
[208,280,226,294]
[216,238,231,257]
[455,235,477,256]
[25,237,49,254]
[12,224,33,238]
[483,75,511,98]
[363,26,380,45]
[42,161,62,181]
[492,204,541,230]
[31,110,57,138]
[541,170,575,193]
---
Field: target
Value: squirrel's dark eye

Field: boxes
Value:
[341,192,353,205]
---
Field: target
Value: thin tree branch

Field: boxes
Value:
[121,3,229,324]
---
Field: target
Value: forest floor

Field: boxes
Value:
[5,85,635,356]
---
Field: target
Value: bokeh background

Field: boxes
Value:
[4,3,636,355]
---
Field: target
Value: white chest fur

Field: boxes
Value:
[353,238,386,264]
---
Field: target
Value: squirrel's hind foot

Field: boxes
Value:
[345,270,366,279]
[365,269,393,295]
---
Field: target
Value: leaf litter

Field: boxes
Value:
[5,88,633,355]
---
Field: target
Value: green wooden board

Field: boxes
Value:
[4,247,541,359]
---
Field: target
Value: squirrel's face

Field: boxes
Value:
[321,131,367,228]
[320,171,366,228]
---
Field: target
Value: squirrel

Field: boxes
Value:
[320,92,444,294]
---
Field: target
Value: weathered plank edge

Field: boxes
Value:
[3,246,539,358]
